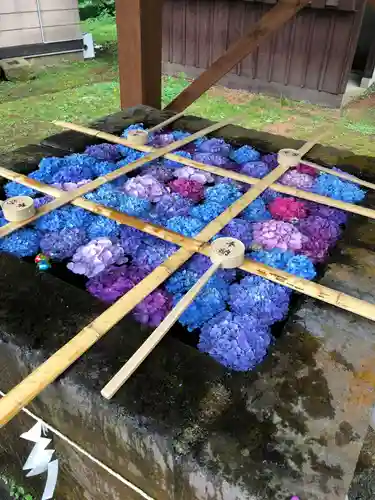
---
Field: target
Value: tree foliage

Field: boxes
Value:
[79,0,115,19]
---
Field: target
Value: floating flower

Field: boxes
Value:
[133,239,178,271]
[51,179,91,192]
[166,216,205,237]
[186,254,237,283]
[214,218,253,249]
[285,254,316,280]
[198,311,272,371]
[298,215,341,245]
[153,193,193,221]
[1,228,39,257]
[262,153,278,170]
[241,198,271,222]
[33,196,53,209]
[300,237,330,263]
[229,275,291,325]
[67,238,127,278]
[150,133,175,148]
[121,123,145,138]
[118,194,151,217]
[197,138,231,157]
[173,166,214,184]
[192,152,228,168]
[306,201,347,225]
[168,179,205,203]
[312,172,365,203]
[87,216,120,240]
[35,206,94,232]
[140,164,174,183]
[134,289,172,327]
[122,174,168,203]
[268,197,308,222]
[296,164,318,176]
[84,143,122,162]
[253,220,304,251]
[280,170,314,190]
[251,248,316,280]
[172,130,191,141]
[86,264,148,303]
[205,182,241,206]
[230,145,260,164]
[261,188,283,204]
[40,228,87,261]
[175,287,227,331]
[85,184,123,209]
[119,226,155,256]
[190,202,224,222]
[240,161,270,179]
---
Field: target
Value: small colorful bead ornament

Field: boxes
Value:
[35,253,51,271]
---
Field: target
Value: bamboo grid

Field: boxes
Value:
[0,116,375,425]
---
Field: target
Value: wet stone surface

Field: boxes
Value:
[0,106,375,499]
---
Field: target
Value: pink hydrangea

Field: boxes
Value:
[168,178,205,203]
[123,174,168,202]
[280,170,314,190]
[173,166,214,185]
[296,164,318,176]
[253,220,305,251]
[268,197,308,222]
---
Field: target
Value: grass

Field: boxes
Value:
[0,15,374,156]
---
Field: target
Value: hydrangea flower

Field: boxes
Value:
[230,145,260,164]
[196,138,231,157]
[280,170,314,190]
[175,287,227,331]
[172,130,191,141]
[35,206,94,232]
[250,248,316,280]
[123,174,168,202]
[67,238,127,278]
[163,150,192,169]
[298,215,341,245]
[118,194,151,217]
[133,289,172,327]
[166,269,229,299]
[117,150,146,165]
[87,216,120,240]
[229,275,291,325]
[240,161,270,179]
[262,153,278,170]
[1,228,40,257]
[190,202,224,222]
[297,164,318,176]
[168,179,205,203]
[85,184,123,210]
[261,188,283,204]
[150,133,175,148]
[84,143,122,162]
[186,254,237,283]
[198,311,272,371]
[140,164,174,183]
[173,166,214,185]
[52,179,91,192]
[34,196,53,209]
[132,239,178,271]
[121,123,146,138]
[285,254,316,280]
[268,197,308,222]
[40,228,87,260]
[119,226,155,256]
[166,216,205,237]
[306,201,347,225]
[312,172,365,203]
[253,220,304,251]
[205,182,242,206]
[153,193,193,221]
[86,264,148,303]
[241,198,271,222]
[90,160,121,178]
[193,152,229,168]
[300,237,330,263]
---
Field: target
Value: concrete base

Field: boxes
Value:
[0,58,35,82]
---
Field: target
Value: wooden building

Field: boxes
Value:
[0,0,83,61]
[162,0,368,107]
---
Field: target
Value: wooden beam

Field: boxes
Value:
[164,0,309,112]
[116,0,164,109]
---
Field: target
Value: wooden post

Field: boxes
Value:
[116,0,164,109]
[164,0,309,112]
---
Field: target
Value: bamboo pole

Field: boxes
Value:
[0,150,292,426]
[147,110,186,134]
[0,116,235,238]
[53,121,374,216]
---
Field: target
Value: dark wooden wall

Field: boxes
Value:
[162,0,366,107]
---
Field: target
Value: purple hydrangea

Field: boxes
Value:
[67,238,127,278]
[280,170,314,191]
[122,174,168,203]
[193,152,228,168]
[119,226,155,256]
[133,289,172,327]
[300,238,330,263]
[40,228,87,260]
[149,133,175,148]
[240,161,270,179]
[253,220,305,251]
[173,166,214,185]
[306,201,347,225]
[163,150,192,169]
[132,239,178,271]
[196,138,231,157]
[229,275,291,326]
[52,179,91,192]
[198,311,272,371]
[186,254,237,283]
[214,218,253,249]
[262,153,278,170]
[84,143,122,162]
[298,216,341,245]
[34,196,54,209]
[153,193,193,221]
[140,164,174,183]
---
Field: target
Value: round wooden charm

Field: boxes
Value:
[277,148,301,168]
[126,130,149,145]
[2,196,36,222]
[210,237,245,269]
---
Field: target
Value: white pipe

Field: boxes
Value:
[35,0,46,44]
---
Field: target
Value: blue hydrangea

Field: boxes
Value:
[190,202,224,222]
[205,183,242,207]
[1,228,40,257]
[166,269,229,299]
[133,240,178,270]
[4,181,36,198]
[261,188,283,204]
[121,123,145,138]
[186,254,237,284]
[229,275,291,326]
[172,130,191,141]
[84,184,123,209]
[118,194,151,217]
[163,150,192,169]
[241,198,271,222]
[119,226,155,256]
[166,216,205,237]
[117,150,147,165]
[37,156,66,181]
[230,145,260,164]
[0,217,7,228]
[90,160,120,177]
[84,143,122,162]
[87,216,120,240]
[312,172,366,203]
[213,218,253,249]
[35,206,94,232]
[153,193,193,222]
[175,287,226,331]
[198,311,272,371]
[240,161,270,179]
[250,249,316,280]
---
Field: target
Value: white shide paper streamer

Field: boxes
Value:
[0,390,154,500]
